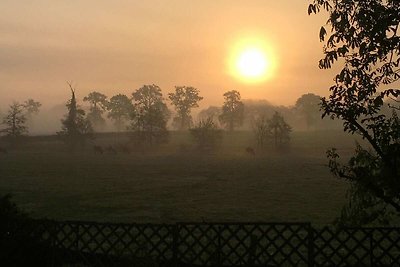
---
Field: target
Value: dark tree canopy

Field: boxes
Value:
[169,86,203,130]
[268,111,292,148]
[309,0,400,225]
[107,94,133,131]
[131,84,170,145]
[198,106,221,124]
[253,112,291,149]
[58,84,93,150]
[219,90,244,131]
[23,99,41,116]
[190,117,223,152]
[295,93,322,129]
[1,102,28,140]
[253,115,270,149]
[83,91,108,130]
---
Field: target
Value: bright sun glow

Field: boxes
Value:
[236,48,268,78]
[228,38,276,83]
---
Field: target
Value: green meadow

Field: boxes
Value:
[0,130,360,225]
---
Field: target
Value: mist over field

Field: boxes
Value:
[9,97,341,135]
[1,1,399,266]
[0,130,354,224]
[0,86,352,224]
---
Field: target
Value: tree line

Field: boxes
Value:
[1,84,322,151]
[56,84,294,151]
[2,82,394,154]
[6,82,393,154]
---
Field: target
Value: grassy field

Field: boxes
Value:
[0,130,361,225]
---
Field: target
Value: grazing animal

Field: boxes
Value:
[0,147,8,154]
[120,145,131,154]
[93,145,104,154]
[105,145,117,154]
[245,147,255,156]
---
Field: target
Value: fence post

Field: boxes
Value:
[50,220,58,267]
[247,234,257,267]
[217,225,222,266]
[172,223,179,267]
[308,224,314,267]
[369,230,374,267]
[75,223,80,251]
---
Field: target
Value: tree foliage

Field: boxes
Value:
[58,84,93,149]
[253,115,270,149]
[253,112,292,149]
[295,93,322,129]
[190,117,223,152]
[309,0,400,225]
[1,102,28,139]
[131,84,170,145]
[169,86,203,130]
[83,91,108,130]
[23,99,41,116]
[198,106,221,124]
[219,90,244,131]
[107,94,133,131]
[269,112,292,148]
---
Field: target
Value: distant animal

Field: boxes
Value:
[105,145,117,154]
[119,145,131,154]
[0,147,8,154]
[245,147,255,156]
[93,145,104,154]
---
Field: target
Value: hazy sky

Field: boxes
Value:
[0,0,338,109]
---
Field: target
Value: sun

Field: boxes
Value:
[236,48,269,78]
[228,38,276,83]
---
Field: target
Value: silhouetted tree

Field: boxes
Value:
[131,84,170,145]
[295,93,322,129]
[219,90,244,131]
[1,102,28,140]
[83,91,108,130]
[253,115,270,149]
[22,99,41,129]
[107,94,133,131]
[23,99,41,117]
[58,83,93,150]
[242,99,274,128]
[169,86,203,130]
[310,0,400,226]
[190,117,223,152]
[198,106,221,124]
[268,112,292,148]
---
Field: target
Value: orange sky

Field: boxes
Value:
[0,0,338,109]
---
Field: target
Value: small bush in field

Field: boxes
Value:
[190,118,223,152]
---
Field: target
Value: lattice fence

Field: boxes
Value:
[2,220,400,266]
[177,223,310,266]
[312,227,400,266]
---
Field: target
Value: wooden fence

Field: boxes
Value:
[2,220,400,266]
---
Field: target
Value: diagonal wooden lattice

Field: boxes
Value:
[71,221,174,259]
[31,220,174,266]
[176,223,310,266]
[370,228,400,266]
[313,227,372,266]
[6,220,400,267]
